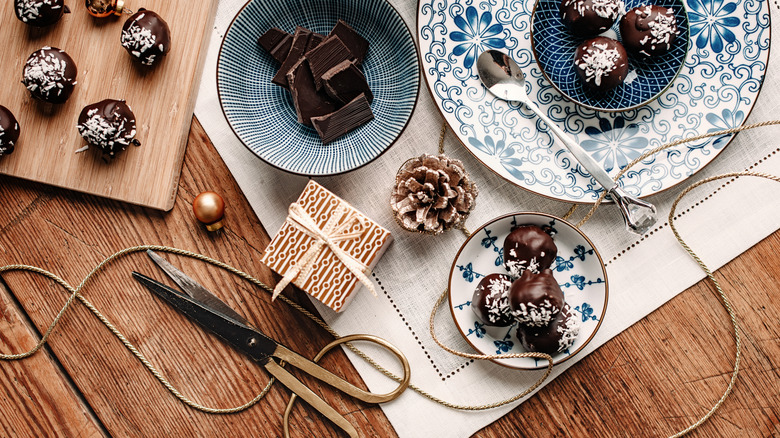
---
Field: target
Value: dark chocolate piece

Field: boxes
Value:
[509,269,565,327]
[322,60,373,104]
[272,27,313,88]
[330,20,369,64]
[560,0,622,38]
[121,9,172,67]
[574,37,628,92]
[0,106,21,156]
[306,35,353,89]
[311,94,373,143]
[287,59,339,126]
[503,224,557,278]
[15,0,70,27]
[516,303,581,354]
[258,28,293,63]
[620,5,680,58]
[77,99,140,158]
[22,47,77,104]
[305,32,326,53]
[471,273,514,327]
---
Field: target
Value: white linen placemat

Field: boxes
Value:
[195,1,780,436]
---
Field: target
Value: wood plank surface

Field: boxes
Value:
[0,117,777,437]
[0,0,217,211]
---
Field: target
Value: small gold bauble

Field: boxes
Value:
[193,191,225,231]
[85,0,127,17]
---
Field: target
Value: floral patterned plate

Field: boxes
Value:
[418,0,770,202]
[448,212,608,369]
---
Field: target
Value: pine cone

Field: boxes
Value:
[390,154,478,235]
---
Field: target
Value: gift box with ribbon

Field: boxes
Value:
[261,181,393,312]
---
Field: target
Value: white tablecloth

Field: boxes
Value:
[195,1,780,436]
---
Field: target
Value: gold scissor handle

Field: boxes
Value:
[279,334,411,438]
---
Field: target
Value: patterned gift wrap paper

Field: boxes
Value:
[261,181,393,312]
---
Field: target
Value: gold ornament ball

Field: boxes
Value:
[85,0,126,17]
[193,191,225,231]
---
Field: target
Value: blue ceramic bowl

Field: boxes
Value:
[218,0,419,176]
[531,0,689,112]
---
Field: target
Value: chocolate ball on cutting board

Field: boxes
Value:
[574,37,629,92]
[471,273,514,327]
[15,0,70,27]
[77,99,139,158]
[121,9,172,66]
[620,5,679,57]
[22,47,78,104]
[509,269,565,327]
[560,0,623,37]
[0,106,21,156]
[503,224,558,278]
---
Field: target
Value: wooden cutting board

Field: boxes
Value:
[0,0,218,211]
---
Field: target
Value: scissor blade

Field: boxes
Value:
[132,271,279,363]
[145,250,249,326]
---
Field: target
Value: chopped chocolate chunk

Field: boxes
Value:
[310,93,373,144]
[330,20,369,64]
[322,60,373,104]
[257,27,292,63]
[272,27,313,88]
[287,59,339,126]
[306,35,353,89]
[305,32,326,53]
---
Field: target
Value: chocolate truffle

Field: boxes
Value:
[471,273,514,327]
[77,99,139,157]
[121,9,171,66]
[560,0,623,38]
[0,106,21,157]
[509,269,565,327]
[516,303,581,354]
[574,37,628,92]
[15,0,70,27]
[503,224,558,278]
[22,47,77,104]
[620,5,679,57]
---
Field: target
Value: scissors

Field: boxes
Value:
[132,250,411,437]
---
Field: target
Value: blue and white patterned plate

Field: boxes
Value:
[531,0,689,111]
[218,0,419,176]
[448,213,607,369]
[418,0,770,202]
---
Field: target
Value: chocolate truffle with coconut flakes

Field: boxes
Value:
[22,47,78,104]
[0,106,21,157]
[503,224,557,278]
[509,269,565,327]
[574,37,629,92]
[121,9,171,66]
[560,0,623,37]
[77,99,140,158]
[471,273,514,327]
[516,303,581,354]
[15,0,70,26]
[620,5,679,57]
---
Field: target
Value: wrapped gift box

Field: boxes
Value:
[261,181,393,312]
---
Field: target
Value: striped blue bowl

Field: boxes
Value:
[218,0,419,176]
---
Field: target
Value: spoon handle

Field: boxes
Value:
[523,99,657,234]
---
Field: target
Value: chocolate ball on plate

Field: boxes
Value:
[14,0,70,27]
[620,5,679,57]
[77,99,140,158]
[509,269,565,327]
[574,37,629,92]
[503,224,557,278]
[0,106,21,156]
[22,47,78,104]
[560,0,623,38]
[471,273,514,327]
[516,303,581,354]
[121,9,172,66]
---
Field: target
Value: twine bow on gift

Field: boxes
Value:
[271,202,377,301]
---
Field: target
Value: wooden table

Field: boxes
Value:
[0,118,777,437]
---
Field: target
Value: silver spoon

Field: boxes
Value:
[476,49,657,235]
